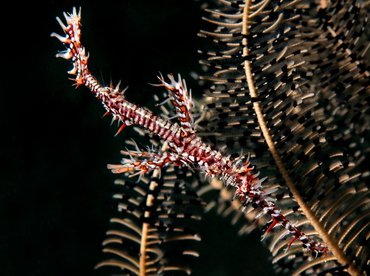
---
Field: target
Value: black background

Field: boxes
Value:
[1,1,280,275]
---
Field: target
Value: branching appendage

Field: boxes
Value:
[52,7,329,256]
